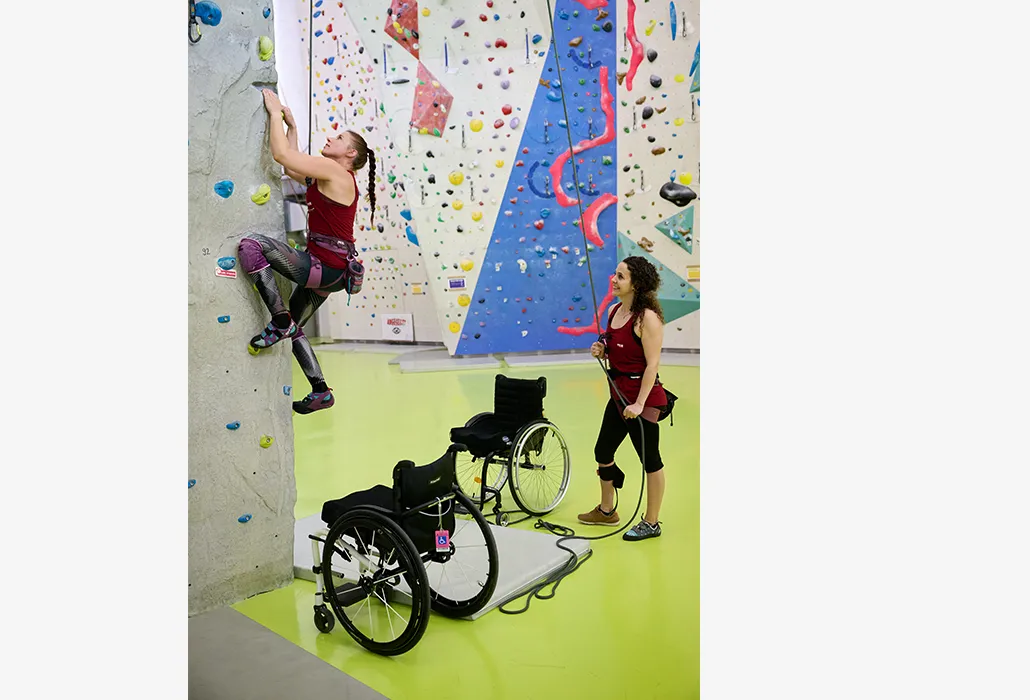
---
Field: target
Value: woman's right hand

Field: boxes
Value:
[282,106,297,128]
[590,341,606,358]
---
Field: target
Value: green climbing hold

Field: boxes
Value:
[602,155,612,165]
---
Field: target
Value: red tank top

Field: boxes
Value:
[606,303,667,408]
[306,173,358,269]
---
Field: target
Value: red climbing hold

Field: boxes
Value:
[325,23,332,32]
[501,104,512,115]
[494,119,505,128]
[495,38,508,48]
[534,220,545,230]
[480,14,488,21]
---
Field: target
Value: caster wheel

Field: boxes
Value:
[496,512,510,527]
[314,606,335,633]
[248,345,262,356]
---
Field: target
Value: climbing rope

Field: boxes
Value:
[498,0,653,616]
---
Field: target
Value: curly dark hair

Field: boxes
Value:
[346,130,376,229]
[623,256,665,323]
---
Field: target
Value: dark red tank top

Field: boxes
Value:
[306,173,358,269]
[606,303,667,408]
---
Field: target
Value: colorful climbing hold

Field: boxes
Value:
[214,180,234,198]
[262,7,270,19]
[195,1,222,26]
[251,183,271,205]
[238,514,253,523]
[260,435,274,448]
[470,119,483,132]
[448,171,465,186]
[460,259,475,272]
[189,479,197,488]
[217,256,236,270]
[226,421,241,430]
[448,322,461,333]
[471,211,483,222]
[457,294,471,307]
[452,200,464,210]
[217,315,231,323]
[284,385,292,396]
[258,36,274,61]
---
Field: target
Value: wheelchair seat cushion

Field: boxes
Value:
[321,484,394,526]
[449,415,521,457]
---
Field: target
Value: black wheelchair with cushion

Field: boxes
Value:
[449,375,571,525]
[309,443,499,656]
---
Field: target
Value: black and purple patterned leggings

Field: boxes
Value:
[238,233,351,390]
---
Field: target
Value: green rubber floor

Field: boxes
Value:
[233,349,699,700]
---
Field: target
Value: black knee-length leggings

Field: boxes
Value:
[593,398,664,474]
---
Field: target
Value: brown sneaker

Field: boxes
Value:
[577,505,620,526]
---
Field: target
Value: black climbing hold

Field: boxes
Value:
[426,151,435,158]
[602,20,613,32]
[642,106,654,120]
[446,189,454,195]
[659,181,698,207]
[456,226,464,232]
[428,174,436,183]
[622,165,632,172]
[359,46,365,53]
[647,49,658,62]
[474,333,482,339]
[647,135,656,143]
[650,75,662,88]
[377,223,384,232]
[520,11,525,18]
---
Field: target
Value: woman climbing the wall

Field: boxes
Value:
[237,88,376,414]
[579,256,669,541]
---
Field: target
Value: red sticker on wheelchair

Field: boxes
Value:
[435,529,450,552]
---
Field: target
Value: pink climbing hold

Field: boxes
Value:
[550,66,616,208]
[626,0,645,91]
[580,192,617,248]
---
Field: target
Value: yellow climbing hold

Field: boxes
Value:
[674,117,685,126]
[449,171,465,186]
[452,200,464,210]
[495,159,504,168]
[679,172,693,185]
[421,7,430,16]
[419,127,429,135]
[457,294,471,307]
[448,321,461,333]
[675,74,686,83]
[251,183,271,205]
[645,20,657,36]
[460,259,474,272]
[258,36,274,61]
[260,435,274,448]
[471,211,483,222]
[470,119,484,132]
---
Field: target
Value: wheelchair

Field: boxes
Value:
[308,443,500,656]
[449,375,572,526]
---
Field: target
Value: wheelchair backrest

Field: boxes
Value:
[493,374,547,427]
[391,446,460,553]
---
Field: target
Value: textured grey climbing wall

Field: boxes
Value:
[188,2,296,616]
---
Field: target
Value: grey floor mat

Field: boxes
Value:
[189,607,388,700]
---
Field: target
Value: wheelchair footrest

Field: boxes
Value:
[333,582,366,608]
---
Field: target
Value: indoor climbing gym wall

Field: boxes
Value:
[276,0,440,343]
[278,0,699,353]
[188,1,297,616]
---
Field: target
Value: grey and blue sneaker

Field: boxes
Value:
[293,389,335,415]
[623,518,662,541]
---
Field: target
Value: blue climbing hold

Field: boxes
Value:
[189,479,196,489]
[540,208,551,218]
[195,1,222,26]
[315,30,323,37]
[214,180,234,198]
[217,315,230,323]
[547,92,562,102]
[226,421,240,430]
[558,9,569,19]
[217,256,236,270]
[406,226,419,246]
[557,119,568,128]
[670,2,677,41]
[327,56,335,65]
[283,385,292,396]
[550,79,562,89]
[400,209,412,221]
[263,7,270,18]
[238,514,252,523]
[532,34,543,44]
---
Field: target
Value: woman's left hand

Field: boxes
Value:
[623,402,644,419]
[262,88,282,115]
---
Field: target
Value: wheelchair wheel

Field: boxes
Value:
[455,414,508,502]
[313,605,334,633]
[508,420,571,516]
[321,507,431,656]
[423,490,499,618]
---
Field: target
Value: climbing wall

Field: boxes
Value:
[272,0,438,342]
[279,0,699,353]
[188,1,297,616]
[615,0,700,349]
